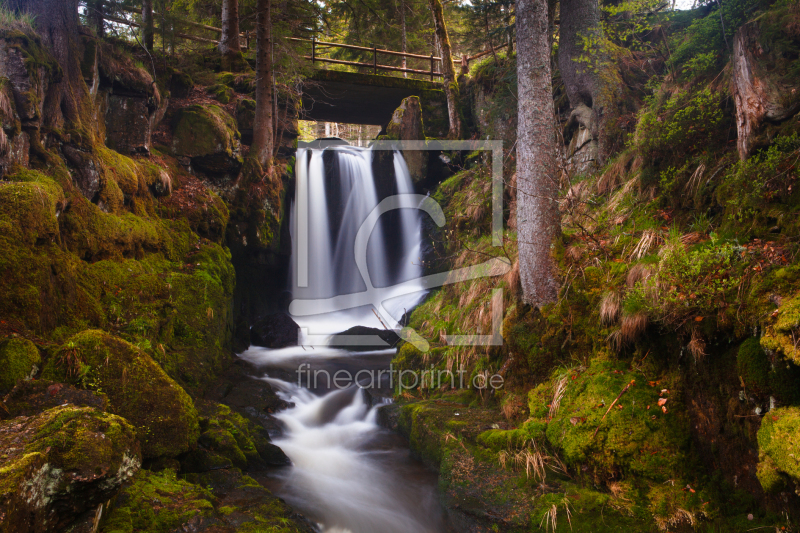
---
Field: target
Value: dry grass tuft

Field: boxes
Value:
[620,312,648,346]
[565,244,586,262]
[0,127,8,156]
[157,169,172,194]
[688,330,706,361]
[626,264,653,288]
[600,292,621,325]
[504,260,520,296]
[680,231,703,246]
[549,376,569,419]
[597,151,634,195]
[630,229,661,260]
[684,163,706,196]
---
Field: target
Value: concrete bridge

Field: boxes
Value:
[300,70,448,136]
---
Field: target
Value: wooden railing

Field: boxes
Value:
[288,37,444,80]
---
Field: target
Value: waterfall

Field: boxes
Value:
[288,144,427,338]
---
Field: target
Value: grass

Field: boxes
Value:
[0,7,35,35]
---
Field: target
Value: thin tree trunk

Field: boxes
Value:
[516,0,560,306]
[142,0,154,50]
[400,0,408,78]
[251,0,274,167]
[427,0,462,139]
[90,0,104,37]
[219,0,242,70]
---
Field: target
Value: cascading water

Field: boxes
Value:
[240,143,445,533]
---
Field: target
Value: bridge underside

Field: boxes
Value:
[301,70,446,129]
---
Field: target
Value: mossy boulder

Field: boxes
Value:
[0,337,40,392]
[171,104,242,178]
[0,406,141,533]
[757,406,800,492]
[206,83,234,104]
[43,330,200,458]
[761,293,800,365]
[738,337,770,391]
[235,97,256,144]
[1,380,107,419]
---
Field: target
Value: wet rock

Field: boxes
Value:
[1,380,107,419]
[0,39,49,126]
[171,104,242,180]
[329,325,400,351]
[62,145,101,200]
[104,94,161,155]
[250,313,299,348]
[42,330,200,459]
[0,406,141,533]
[0,337,40,393]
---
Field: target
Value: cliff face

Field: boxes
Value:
[0,21,309,533]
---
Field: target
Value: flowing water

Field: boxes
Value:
[239,144,446,533]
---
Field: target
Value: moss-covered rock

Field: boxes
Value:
[235,97,256,144]
[761,293,800,365]
[0,337,40,392]
[756,406,800,492]
[171,104,242,177]
[43,330,200,458]
[206,83,233,104]
[0,406,141,533]
[1,380,107,419]
[738,337,770,391]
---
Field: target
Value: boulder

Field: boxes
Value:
[250,313,299,348]
[731,16,800,160]
[172,104,242,179]
[62,144,101,200]
[385,96,428,184]
[756,406,800,492]
[235,98,256,144]
[0,406,141,533]
[329,325,400,351]
[0,38,51,126]
[43,330,200,459]
[1,380,107,419]
[0,338,40,393]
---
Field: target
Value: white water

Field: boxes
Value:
[241,143,445,532]
[288,145,427,337]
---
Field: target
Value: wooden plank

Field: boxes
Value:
[302,56,443,76]
[289,37,441,61]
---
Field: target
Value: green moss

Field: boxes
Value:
[0,337,40,392]
[207,83,234,104]
[756,406,800,491]
[737,338,770,390]
[761,292,800,364]
[43,330,200,458]
[171,104,240,160]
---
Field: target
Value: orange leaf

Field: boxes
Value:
[695,316,704,322]
[662,406,668,413]
[658,398,668,406]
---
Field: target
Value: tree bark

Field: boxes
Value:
[8,0,87,130]
[251,0,274,168]
[427,0,462,139]
[558,0,614,167]
[90,0,104,37]
[219,0,242,70]
[142,0,154,50]
[400,0,408,77]
[516,0,560,306]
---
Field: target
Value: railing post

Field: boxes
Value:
[311,37,315,64]
[430,53,434,81]
[373,45,377,74]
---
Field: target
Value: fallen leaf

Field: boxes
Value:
[658,398,668,407]
[647,405,651,410]
[660,389,669,395]
[695,316,704,322]
[662,406,668,413]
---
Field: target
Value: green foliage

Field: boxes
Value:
[756,406,800,492]
[718,133,800,225]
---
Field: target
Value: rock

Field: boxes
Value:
[104,94,163,155]
[206,83,233,104]
[761,293,800,365]
[731,18,800,160]
[168,68,194,98]
[250,313,299,348]
[386,96,428,184]
[42,330,200,459]
[1,380,107,419]
[0,337,40,393]
[329,325,400,351]
[564,103,598,175]
[0,38,51,126]
[0,406,141,533]
[62,145,101,200]
[757,406,800,492]
[235,98,256,144]
[172,104,242,180]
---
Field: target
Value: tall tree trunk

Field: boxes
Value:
[516,0,560,306]
[142,0,154,50]
[90,0,104,37]
[251,0,274,167]
[8,0,87,131]
[219,0,242,71]
[400,0,408,78]
[427,0,462,139]
[558,0,615,166]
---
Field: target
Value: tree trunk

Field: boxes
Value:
[558,0,615,167]
[8,0,87,130]
[142,0,154,50]
[251,0,274,168]
[400,0,408,78]
[515,0,560,306]
[90,0,104,37]
[219,0,242,70]
[427,0,462,139]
